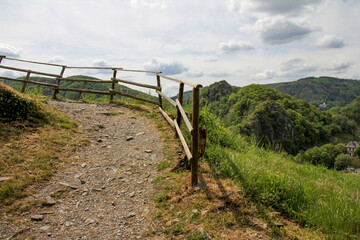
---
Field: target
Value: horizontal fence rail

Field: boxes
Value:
[0,55,203,186]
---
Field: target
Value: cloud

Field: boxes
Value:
[0,70,24,78]
[226,0,322,15]
[259,19,312,45]
[219,40,255,54]
[253,69,275,80]
[130,0,168,8]
[315,35,345,48]
[326,61,353,73]
[187,71,204,78]
[92,59,111,67]
[280,58,318,77]
[204,57,218,63]
[144,58,188,75]
[48,56,65,64]
[0,42,21,58]
[208,71,230,78]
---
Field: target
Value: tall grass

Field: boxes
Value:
[201,110,360,239]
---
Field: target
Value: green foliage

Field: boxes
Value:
[267,76,360,108]
[334,153,353,171]
[295,143,347,169]
[0,83,44,122]
[355,146,360,157]
[200,112,360,239]
[200,83,358,155]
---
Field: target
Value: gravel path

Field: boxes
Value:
[4,100,164,239]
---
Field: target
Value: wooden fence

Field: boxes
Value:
[0,55,203,186]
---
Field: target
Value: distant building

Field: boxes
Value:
[346,141,359,157]
[319,103,327,109]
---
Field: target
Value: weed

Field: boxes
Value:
[157,160,172,171]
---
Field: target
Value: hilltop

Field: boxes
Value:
[267,76,360,108]
[200,81,359,154]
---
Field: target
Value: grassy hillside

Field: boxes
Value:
[200,110,360,239]
[201,82,358,155]
[0,75,155,102]
[267,76,360,108]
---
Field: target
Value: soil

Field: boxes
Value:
[1,100,166,239]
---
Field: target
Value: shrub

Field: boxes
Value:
[334,153,353,170]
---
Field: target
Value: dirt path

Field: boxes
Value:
[4,100,165,239]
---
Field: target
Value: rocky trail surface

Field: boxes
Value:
[2,100,165,239]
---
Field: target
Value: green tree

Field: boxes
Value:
[334,153,353,171]
[355,146,360,157]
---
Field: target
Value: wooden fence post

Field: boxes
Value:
[177,82,184,127]
[110,69,117,102]
[52,66,66,99]
[76,81,87,101]
[156,74,163,108]
[21,72,31,93]
[0,56,4,64]
[191,86,200,186]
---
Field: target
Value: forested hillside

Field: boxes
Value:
[0,75,154,102]
[200,81,359,154]
[267,76,360,108]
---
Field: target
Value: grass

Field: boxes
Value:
[201,110,360,239]
[0,89,78,206]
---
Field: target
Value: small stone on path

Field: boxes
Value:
[126,136,134,141]
[31,215,44,221]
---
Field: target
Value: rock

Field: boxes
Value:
[31,215,44,221]
[127,212,136,218]
[59,182,78,189]
[275,222,284,227]
[40,225,50,231]
[195,182,209,190]
[270,211,281,217]
[166,220,172,226]
[216,193,232,200]
[129,192,136,198]
[144,149,153,153]
[43,196,56,206]
[0,177,10,182]
[136,132,145,136]
[81,163,87,168]
[192,209,199,213]
[80,179,86,184]
[85,218,95,225]
[126,136,134,141]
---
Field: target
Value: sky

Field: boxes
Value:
[0,0,359,95]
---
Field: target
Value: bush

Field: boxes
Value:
[334,153,353,170]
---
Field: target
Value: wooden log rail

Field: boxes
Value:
[0,56,203,186]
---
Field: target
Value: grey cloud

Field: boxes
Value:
[93,59,111,67]
[48,56,65,64]
[253,69,275,80]
[281,58,318,77]
[144,58,188,75]
[260,20,312,45]
[316,35,345,48]
[0,42,21,57]
[327,61,353,73]
[253,0,322,15]
[208,71,230,78]
[187,72,204,78]
[219,40,255,54]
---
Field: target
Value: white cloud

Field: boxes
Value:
[144,58,188,75]
[130,0,168,8]
[219,40,255,54]
[48,56,65,64]
[258,19,313,45]
[316,35,345,48]
[253,69,275,80]
[0,42,21,58]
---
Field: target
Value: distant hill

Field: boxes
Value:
[0,75,155,102]
[267,76,360,108]
[200,81,358,154]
